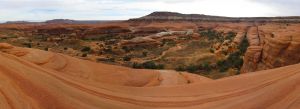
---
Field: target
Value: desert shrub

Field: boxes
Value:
[104,46,113,53]
[123,56,131,61]
[186,64,199,73]
[44,47,48,51]
[142,51,148,57]
[202,62,211,72]
[239,36,249,54]
[123,34,135,40]
[23,43,32,48]
[217,60,230,72]
[233,58,244,69]
[200,29,223,41]
[157,64,165,69]
[132,62,142,69]
[215,35,248,72]
[219,65,229,72]
[175,65,186,71]
[142,61,157,69]
[209,48,215,53]
[131,61,165,69]
[108,57,115,62]
[122,46,130,52]
[81,53,87,57]
[81,46,91,52]
[225,31,236,41]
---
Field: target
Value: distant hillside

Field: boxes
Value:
[129,11,300,22]
[3,19,123,24]
[45,19,123,24]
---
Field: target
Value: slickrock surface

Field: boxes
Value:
[0,43,299,109]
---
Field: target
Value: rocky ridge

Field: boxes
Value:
[130,11,300,22]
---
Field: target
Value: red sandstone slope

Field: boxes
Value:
[0,43,299,109]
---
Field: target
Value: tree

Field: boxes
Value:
[239,36,249,54]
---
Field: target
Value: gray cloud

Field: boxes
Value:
[0,0,299,21]
[252,0,300,15]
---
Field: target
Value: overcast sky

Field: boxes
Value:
[0,0,299,22]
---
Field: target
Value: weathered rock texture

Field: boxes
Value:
[0,43,299,109]
[241,24,300,73]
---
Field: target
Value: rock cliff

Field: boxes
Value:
[241,24,300,73]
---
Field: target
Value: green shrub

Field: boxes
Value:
[186,64,198,73]
[81,46,91,52]
[157,64,165,69]
[217,60,229,72]
[175,65,186,71]
[123,56,131,61]
[225,31,236,41]
[209,48,215,53]
[215,35,249,73]
[142,61,157,69]
[23,43,32,48]
[108,57,115,62]
[133,61,165,69]
[200,29,223,41]
[122,46,130,52]
[239,36,249,54]
[132,62,142,69]
[142,51,148,57]
[202,62,211,72]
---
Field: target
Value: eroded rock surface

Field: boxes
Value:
[0,43,299,109]
[241,24,300,73]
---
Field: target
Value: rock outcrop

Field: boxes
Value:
[241,25,300,73]
[240,46,263,73]
[0,43,299,109]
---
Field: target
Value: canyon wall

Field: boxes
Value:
[241,24,300,73]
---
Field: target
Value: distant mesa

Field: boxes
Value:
[5,21,38,24]
[4,19,123,24]
[130,11,300,22]
[45,19,76,24]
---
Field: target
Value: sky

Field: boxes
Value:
[0,0,300,22]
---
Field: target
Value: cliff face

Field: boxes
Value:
[241,24,300,73]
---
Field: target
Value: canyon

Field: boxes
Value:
[0,12,299,108]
